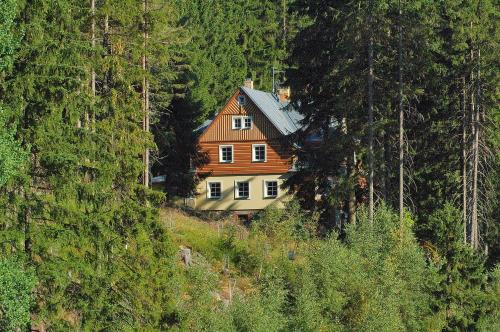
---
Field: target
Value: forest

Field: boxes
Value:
[0,0,498,331]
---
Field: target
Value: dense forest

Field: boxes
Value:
[0,0,498,331]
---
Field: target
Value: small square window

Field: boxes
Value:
[243,117,252,129]
[208,182,222,199]
[265,181,278,198]
[252,144,266,162]
[220,145,233,163]
[233,117,242,130]
[237,95,246,105]
[235,181,250,199]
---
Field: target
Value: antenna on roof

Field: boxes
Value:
[272,67,284,95]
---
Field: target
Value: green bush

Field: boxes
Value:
[0,258,36,332]
[286,205,439,331]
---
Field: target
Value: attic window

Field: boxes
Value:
[237,95,246,106]
[232,117,242,129]
[232,116,252,130]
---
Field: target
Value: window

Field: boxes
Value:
[235,181,250,199]
[232,117,242,129]
[264,180,278,198]
[243,117,252,129]
[207,182,222,199]
[219,145,233,163]
[232,116,252,130]
[237,95,246,106]
[252,144,266,162]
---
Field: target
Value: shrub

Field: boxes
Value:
[0,258,36,332]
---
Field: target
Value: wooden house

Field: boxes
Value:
[191,79,303,213]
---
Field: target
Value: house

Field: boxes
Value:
[191,79,303,214]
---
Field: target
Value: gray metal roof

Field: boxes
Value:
[195,87,304,136]
[194,118,213,134]
[240,86,303,135]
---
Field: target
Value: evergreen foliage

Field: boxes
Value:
[286,0,499,260]
[425,204,491,330]
[0,258,36,332]
[171,0,292,118]
[0,0,497,329]
[285,205,439,331]
[1,0,182,329]
[0,0,25,187]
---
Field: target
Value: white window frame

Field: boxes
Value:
[252,144,267,162]
[263,180,279,198]
[242,116,253,129]
[234,181,250,199]
[232,116,252,130]
[207,181,223,200]
[232,117,242,130]
[219,145,234,163]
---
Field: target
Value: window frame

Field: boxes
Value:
[243,116,253,129]
[232,117,242,130]
[207,181,223,200]
[264,180,279,198]
[234,181,250,199]
[232,116,252,130]
[219,145,234,163]
[252,144,267,162]
[237,95,246,106]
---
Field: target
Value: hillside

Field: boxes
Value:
[159,207,304,302]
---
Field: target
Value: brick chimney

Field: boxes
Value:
[244,78,253,89]
[277,87,290,102]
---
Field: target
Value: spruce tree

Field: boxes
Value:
[2,0,182,328]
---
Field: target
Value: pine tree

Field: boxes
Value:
[0,0,25,188]
[1,0,182,328]
[425,203,490,330]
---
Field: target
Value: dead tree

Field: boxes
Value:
[142,0,150,188]
[367,0,375,223]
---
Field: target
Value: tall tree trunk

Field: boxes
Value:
[91,0,96,128]
[468,41,477,248]
[142,0,150,188]
[348,151,357,225]
[471,46,480,249]
[103,15,110,93]
[367,1,374,223]
[398,0,404,223]
[462,76,468,244]
[282,0,286,50]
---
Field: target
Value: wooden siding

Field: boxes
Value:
[197,88,292,176]
[199,90,282,143]
[197,140,291,175]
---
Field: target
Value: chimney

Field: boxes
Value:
[277,87,290,102]
[244,78,253,89]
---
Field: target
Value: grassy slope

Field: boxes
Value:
[159,207,307,300]
[159,208,256,297]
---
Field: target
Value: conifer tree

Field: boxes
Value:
[0,0,25,188]
[1,0,182,328]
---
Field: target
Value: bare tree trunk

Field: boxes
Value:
[282,0,286,49]
[462,76,468,244]
[471,46,480,249]
[103,15,110,93]
[367,0,374,223]
[398,0,404,223]
[348,152,357,225]
[91,0,96,128]
[142,0,150,188]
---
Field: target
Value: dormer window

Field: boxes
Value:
[232,116,252,130]
[237,95,246,106]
